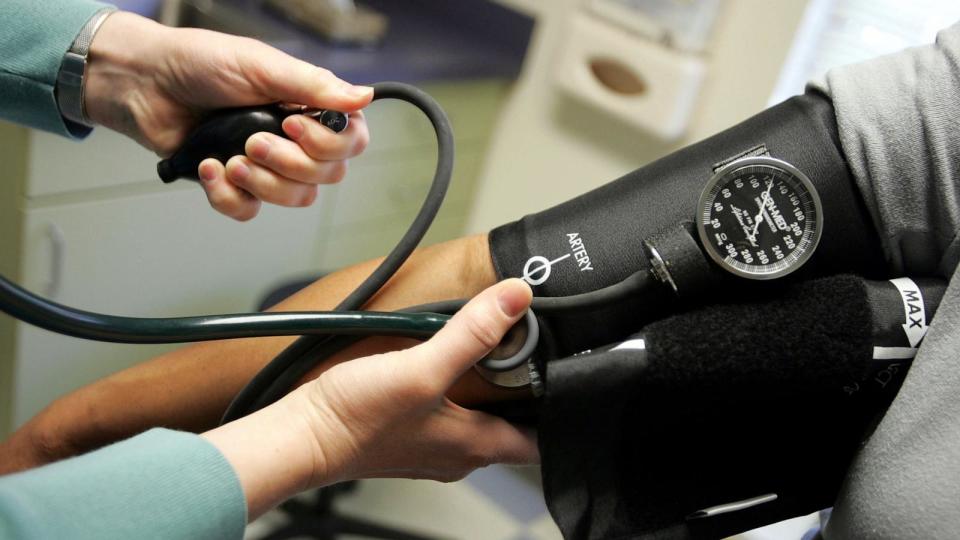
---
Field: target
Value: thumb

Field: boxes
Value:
[254,50,373,112]
[414,279,532,386]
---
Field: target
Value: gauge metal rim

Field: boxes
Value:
[696,156,823,281]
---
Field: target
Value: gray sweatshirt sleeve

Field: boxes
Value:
[816,20,960,277]
[815,21,960,540]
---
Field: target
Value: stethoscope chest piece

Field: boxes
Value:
[474,309,540,388]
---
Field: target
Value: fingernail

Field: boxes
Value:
[497,283,527,318]
[248,136,271,161]
[346,85,374,99]
[199,164,216,182]
[230,161,250,182]
[284,117,304,140]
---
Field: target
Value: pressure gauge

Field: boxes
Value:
[696,156,822,280]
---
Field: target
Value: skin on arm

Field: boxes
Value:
[0,234,528,474]
[204,279,539,519]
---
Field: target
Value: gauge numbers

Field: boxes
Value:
[697,156,822,280]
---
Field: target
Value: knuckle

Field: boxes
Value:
[302,124,329,153]
[208,191,243,218]
[326,161,347,184]
[231,201,260,222]
[313,66,335,82]
[276,190,303,207]
[407,376,443,402]
[308,66,342,96]
[240,36,266,51]
[351,130,370,156]
[297,186,319,207]
[462,313,503,351]
[272,152,310,181]
[206,188,230,210]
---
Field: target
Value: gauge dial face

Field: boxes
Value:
[697,157,822,280]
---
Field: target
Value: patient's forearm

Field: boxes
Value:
[1,234,512,474]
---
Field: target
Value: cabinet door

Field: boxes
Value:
[27,128,158,197]
[13,187,333,426]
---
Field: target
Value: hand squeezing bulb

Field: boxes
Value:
[157,105,348,183]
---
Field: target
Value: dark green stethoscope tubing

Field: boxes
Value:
[0,274,449,343]
[0,82,460,348]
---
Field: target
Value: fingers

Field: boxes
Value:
[412,279,533,386]
[198,111,368,217]
[243,111,367,182]
[281,111,369,161]
[246,133,345,184]
[224,156,319,208]
[205,46,372,218]
[198,159,262,221]
[251,50,373,112]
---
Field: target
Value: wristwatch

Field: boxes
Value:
[56,7,117,127]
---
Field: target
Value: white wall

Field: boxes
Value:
[470,0,810,232]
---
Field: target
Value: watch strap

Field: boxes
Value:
[56,7,117,127]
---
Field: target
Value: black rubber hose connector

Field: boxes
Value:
[643,221,721,300]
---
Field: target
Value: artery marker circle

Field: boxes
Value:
[522,254,570,286]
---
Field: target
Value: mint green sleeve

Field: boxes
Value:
[0,428,247,539]
[0,0,113,138]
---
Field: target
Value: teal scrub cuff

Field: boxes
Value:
[0,0,113,138]
[0,428,247,540]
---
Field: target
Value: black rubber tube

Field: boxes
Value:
[0,84,457,348]
[221,82,456,422]
[0,80,655,425]
[0,84,453,364]
[228,270,655,420]
[0,275,448,342]
[371,271,653,316]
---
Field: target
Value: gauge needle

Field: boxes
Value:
[747,181,775,245]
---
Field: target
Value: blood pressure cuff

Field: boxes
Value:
[486,91,893,539]
[535,275,945,539]
[488,89,886,358]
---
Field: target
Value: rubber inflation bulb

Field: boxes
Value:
[157,105,348,183]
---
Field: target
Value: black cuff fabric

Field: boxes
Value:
[488,90,885,358]
[538,275,949,539]
[488,89,895,539]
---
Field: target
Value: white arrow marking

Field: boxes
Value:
[873,346,918,360]
[889,277,928,348]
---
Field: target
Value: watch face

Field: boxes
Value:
[697,157,822,280]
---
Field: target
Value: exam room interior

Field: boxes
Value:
[1,0,957,539]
